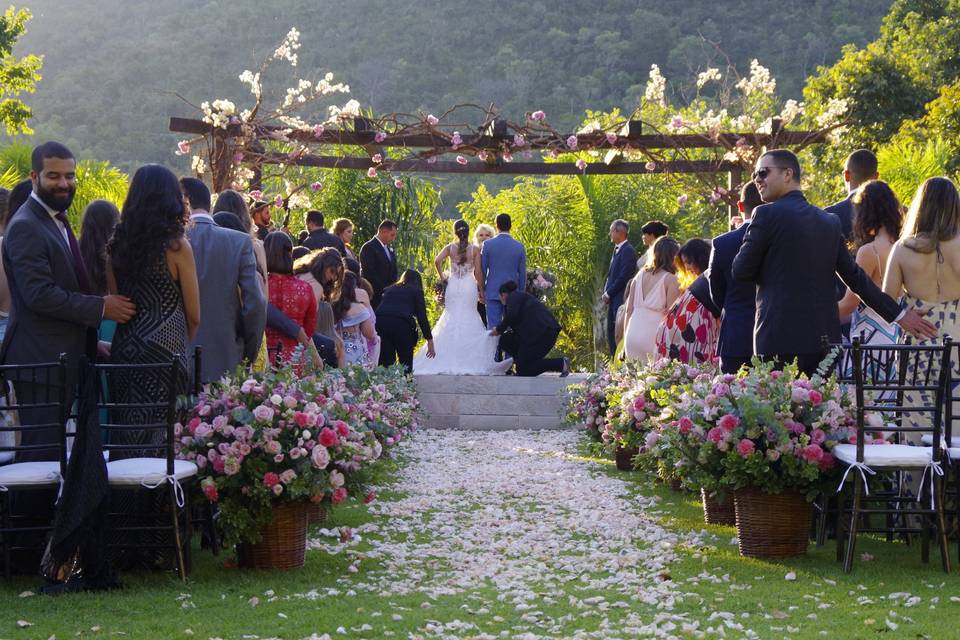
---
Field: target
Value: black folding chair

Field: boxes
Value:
[97,355,196,580]
[833,338,953,573]
[0,355,69,577]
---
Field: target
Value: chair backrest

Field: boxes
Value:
[0,355,69,469]
[851,337,953,462]
[95,355,185,475]
[942,340,960,444]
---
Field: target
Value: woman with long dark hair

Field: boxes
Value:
[838,179,903,346]
[332,217,357,260]
[80,199,121,342]
[107,165,200,366]
[655,238,720,364]
[376,269,434,372]
[294,247,344,304]
[334,271,376,366]
[264,231,317,368]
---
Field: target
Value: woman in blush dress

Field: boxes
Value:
[332,218,357,261]
[263,231,317,370]
[623,236,681,361]
[655,238,721,364]
[838,180,902,346]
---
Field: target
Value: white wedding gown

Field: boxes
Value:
[412,260,512,375]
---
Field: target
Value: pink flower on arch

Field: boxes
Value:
[670,115,684,130]
[176,140,190,155]
[456,155,468,165]
[371,153,383,164]
[425,114,439,125]
[374,132,387,143]
[394,178,404,189]
[366,167,378,178]
[274,195,284,208]
[313,124,325,138]
[736,438,755,457]
[605,132,618,145]
[530,110,546,121]
[575,158,587,172]
[566,135,578,150]
[310,181,321,191]
[645,161,656,171]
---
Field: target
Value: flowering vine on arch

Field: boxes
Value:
[172,28,848,216]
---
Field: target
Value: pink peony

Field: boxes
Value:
[808,390,823,406]
[335,420,350,437]
[707,426,725,444]
[331,487,348,505]
[253,405,274,422]
[810,428,826,445]
[530,110,546,121]
[318,427,338,448]
[294,412,309,427]
[329,469,345,488]
[718,414,739,432]
[801,443,824,463]
[311,444,330,469]
[678,416,694,434]
[736,439,755,457]
[263,472,280,487]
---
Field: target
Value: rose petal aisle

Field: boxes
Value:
[303,428,720,638]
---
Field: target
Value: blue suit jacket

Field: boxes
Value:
[481,233,526,301]
[707,224,755,358]
[604,241,637,305]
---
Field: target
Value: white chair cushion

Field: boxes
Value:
[106,458,197,486]
[834,443,933,468]
[920,434,960,448]
[0,461,60,486]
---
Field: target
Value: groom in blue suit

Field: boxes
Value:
[602,219,637,356]
[481,213,527,330]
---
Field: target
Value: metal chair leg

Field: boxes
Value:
[815,493,829,546]
[1,492,10,579]
[843,473,863,573]
[935,475,952,573]
[168,484,187,582]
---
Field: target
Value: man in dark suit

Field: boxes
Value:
[1,142,136,460]
[731,149,935,376]
[359,219,399,308]
[490,281,569,377]
[825,149,879,336]
[601,219,637,356]
[707,182,762,374]
[301,210,345,255]
[182,178,266,383]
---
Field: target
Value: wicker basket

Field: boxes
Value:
[307,502,327,525]
[237,502,309,570]
[614,445,638,471]
[701,488,736,525]
[733,489,813,558]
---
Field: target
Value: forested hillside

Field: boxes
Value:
[14,0,889,210]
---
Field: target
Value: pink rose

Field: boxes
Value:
[201,478,218,502]
[818,452,835,470]
[335,420,350,437]
[707,427,724,444]
[332,487,348,505]
[187,417,201,434]
[718,414,739,432]
[810,428,826,445]
[194,423,213,439]
[273,453,284,463]
[371,153,383,164]
[425,114,439,125]
[311,445,330,469]
[530,110,546,121]
[801,443,824,463]
[253,405,274,422]
[272,484,284,496]
[632,397,646,412]
[329,469,345,488]
[785,419,805,435]
[263,472,279,487]
[294,412,309,427]
[289,447,302,459]
[319,427,339,448]
[374,132,387,143]
[678,416,694,434]
[280,469,297,484]
[644,161,656,171]
[366,167,377,178]
[808,390,823,406]
[736,439,755,457]
[266,440,282,454]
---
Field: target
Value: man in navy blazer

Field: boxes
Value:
[480,213,527,330]
[731,149,935,376]
[601,219,636,356]
[707,183,762,374]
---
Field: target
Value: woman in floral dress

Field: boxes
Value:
[655,238,720,364]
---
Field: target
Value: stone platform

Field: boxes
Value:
[415,373,588,430]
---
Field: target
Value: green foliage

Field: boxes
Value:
[893,80,960,173]
[0,6,40,136]
[876,138,957,205]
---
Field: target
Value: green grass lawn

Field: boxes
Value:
[4,437,960,639]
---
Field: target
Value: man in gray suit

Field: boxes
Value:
[1,141,136,461]
[181,178,266,383]
[480,213,527,330]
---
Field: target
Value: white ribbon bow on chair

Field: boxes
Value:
[918,460,945,510]
[141,474,185,508]
[837,462,876,496]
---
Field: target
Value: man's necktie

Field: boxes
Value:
[55,211,92,294]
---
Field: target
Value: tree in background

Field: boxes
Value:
[0,6,41,136]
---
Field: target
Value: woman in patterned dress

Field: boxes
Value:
[263,231,317,369]
[838,180,902,347]
[334,271,375,366]
[655,239,720,364]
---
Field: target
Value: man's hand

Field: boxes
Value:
[896,308,939,340]
[488,328,499,337]
[103,294,136,323]
[601,292,610,305]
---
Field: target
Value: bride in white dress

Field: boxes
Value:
[413,220,513,375]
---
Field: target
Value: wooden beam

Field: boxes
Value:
[169,116,828,151]
[260,152,739,175]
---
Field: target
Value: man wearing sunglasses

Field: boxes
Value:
[731,149,936,375]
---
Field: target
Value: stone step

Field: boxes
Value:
[415,373,587,431]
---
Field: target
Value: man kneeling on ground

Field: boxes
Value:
[489,281,570,377]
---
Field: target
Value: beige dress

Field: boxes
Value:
[624,270,670,361]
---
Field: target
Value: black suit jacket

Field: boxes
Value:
[708,223,755,358]
[604,241,637,306]
[375,284,432,340]
[359,237,398,307]
[731,191,900,356]
[302,228,345,255]
[1,197,103,375]
[825,194,854,300]
[496,291,561,342]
